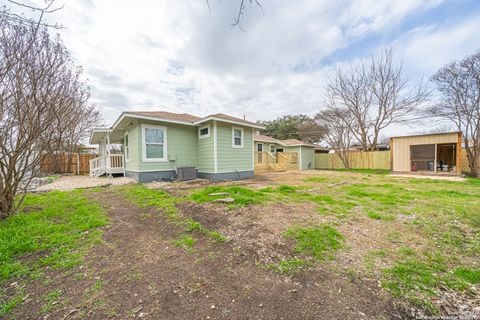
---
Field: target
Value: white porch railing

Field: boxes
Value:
[89,154,124,177]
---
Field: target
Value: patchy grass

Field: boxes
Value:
[0,190,107,281]
[117,173,480,314]
[119,185,227,243]
[0,293,24,317]
[335,168,390,175]
[190,186,268,207]
[382,248,477,313]
[172,235,197,251]
[303,177,329,183]
[366,211,395,221]
[267,258,312,275]
[285,225,344,261]
[40,289,62,314]
[453,267,480,284]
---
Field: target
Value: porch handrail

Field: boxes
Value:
[89,154,124,176]
[108,154,123,168]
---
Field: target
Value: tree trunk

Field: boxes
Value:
[0,192,14,220]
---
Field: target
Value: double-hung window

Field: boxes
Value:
[232,127,244,148]
[142,124,167,162]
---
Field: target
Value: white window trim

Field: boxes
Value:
[213,121,218,173]
[232,126,244,148]
[270,145,276,154]
[198,124,210,139]
[124,130,130,163]
[257,143,264,152]
[141,124,168,162]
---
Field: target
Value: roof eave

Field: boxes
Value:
[89,128,111,144]
[194,116,265,129]
[112,112,195,130]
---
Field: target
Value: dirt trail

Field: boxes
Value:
[11,189,408,320]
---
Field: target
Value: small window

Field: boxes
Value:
[270,145,276,154]
[232,127,244,148]
[142,125,167,162]
[199,125,210,139]
[124,131,130,162]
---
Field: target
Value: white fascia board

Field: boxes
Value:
[194,117,265,129]
[112,112,194,131]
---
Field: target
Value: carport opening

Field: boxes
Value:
[410,143,457,172]
[437,143,457,172]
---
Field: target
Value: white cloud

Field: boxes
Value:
[395,12,480,76]
[5,0,471,129]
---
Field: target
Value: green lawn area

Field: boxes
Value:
[190,172,480,313]
[1,172,479,316]
[0,190,108,317]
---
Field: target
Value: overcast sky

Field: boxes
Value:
[4,0,480,135]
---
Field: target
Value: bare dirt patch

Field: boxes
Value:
[7,188,409,319]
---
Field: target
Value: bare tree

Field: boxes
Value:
[326,62,372,151]
[316,108,353,168]
[325,49,430,151]
[430,50,480,176]
[1,0,63,28]
[297,119,328,144]
[0,10,97,218]
[205,0,263,29]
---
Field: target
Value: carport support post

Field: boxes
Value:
[457,132,463,174]
[434,144,437,173]
[106,132,111,176]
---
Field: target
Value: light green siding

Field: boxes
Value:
[135,120,197,171]
[217,123,253,173]
[282,145,314,170]
[124,124,140,171]
[300,146,315,170]
[255,142,280,153]
[197,121,214,173]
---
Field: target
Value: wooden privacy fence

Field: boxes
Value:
[315,151,391,170]
[316,149,472,172]
[41,153,99,175]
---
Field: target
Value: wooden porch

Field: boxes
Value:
[254,152,299,173]
[89,154,124,177]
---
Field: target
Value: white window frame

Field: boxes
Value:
[141,124,168,162]
[232,126,244,148]
[270,145,276,154]
[124,130,130,163]
[198,124,210,139]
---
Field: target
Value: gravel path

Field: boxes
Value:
[34,175,135,192]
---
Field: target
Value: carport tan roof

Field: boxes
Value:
[122,111,264,129]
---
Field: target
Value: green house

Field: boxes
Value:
[89,111,264,182]
[253,134,316,172]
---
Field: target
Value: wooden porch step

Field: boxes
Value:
[269,163,286,172]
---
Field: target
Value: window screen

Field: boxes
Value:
[410,144,435,171]
[144,127,165,160]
